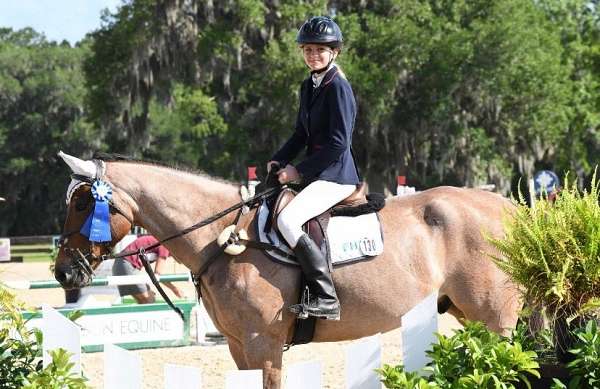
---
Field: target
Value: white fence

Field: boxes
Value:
[42,292,439,388]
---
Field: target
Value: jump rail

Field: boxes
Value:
[4,273,191,290]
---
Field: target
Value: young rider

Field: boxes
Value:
[268,16,360,320]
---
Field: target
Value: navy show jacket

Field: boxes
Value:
[271,66,360,185]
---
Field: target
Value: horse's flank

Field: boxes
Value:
[57,159,520,389]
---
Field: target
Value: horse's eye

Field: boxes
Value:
[75,196,91,211]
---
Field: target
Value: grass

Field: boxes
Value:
[9,244,54,263]
[21,255,53,263]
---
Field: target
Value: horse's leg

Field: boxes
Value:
[450,283,521,335]
[445,303,466,324]
[228,337,248,369]
[242,335,285,389]
[438,294,466,323]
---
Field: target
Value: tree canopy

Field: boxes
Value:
[0,28,94,235]
[0,0,598,235]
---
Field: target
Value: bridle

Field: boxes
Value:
[57,173,135,283]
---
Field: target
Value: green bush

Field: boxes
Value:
[0,283,89,388]
[0,286,41,388]
[20,349,88,389]
[487,171,600,321]
[378,321,540,389]
[378,365,436,389]
[565,320,600,388]
[510,318,554,357]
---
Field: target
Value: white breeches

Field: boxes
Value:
[278,180,357,248]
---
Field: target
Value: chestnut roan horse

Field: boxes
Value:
[54,152,520,388]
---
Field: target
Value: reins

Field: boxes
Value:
[122,185,280,318]
[110,190,270,261]
[64,172,282,319]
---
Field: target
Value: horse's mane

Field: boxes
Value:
[93,152,238,186]
[93,152,135,162]
[94,152,163,165]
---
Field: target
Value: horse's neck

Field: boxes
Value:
[106,162,240,273]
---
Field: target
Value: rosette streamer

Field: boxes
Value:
[80,180,113,242]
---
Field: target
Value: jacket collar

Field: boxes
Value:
[319,65,338,87]
[312,64,335,87]
[307,65,339,107]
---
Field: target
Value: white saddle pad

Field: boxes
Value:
[256,202,384,266]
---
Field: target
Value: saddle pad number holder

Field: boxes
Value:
[326,213,383,263]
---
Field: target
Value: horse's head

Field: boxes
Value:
[54,152,134,289]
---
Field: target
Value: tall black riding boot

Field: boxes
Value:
[289,234,340,320]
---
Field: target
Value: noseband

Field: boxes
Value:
[57,233,113,280]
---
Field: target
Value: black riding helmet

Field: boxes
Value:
[296,16,343,49]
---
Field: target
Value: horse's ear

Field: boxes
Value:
[58,151,97,178]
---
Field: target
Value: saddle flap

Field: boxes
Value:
[269,188,329,251]
[271,188,296,232]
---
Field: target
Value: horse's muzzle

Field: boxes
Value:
[54,261,91,289]
[54,262,75,288]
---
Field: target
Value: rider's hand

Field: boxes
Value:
[277,164,300,184]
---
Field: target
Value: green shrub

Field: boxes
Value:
[565,320,600,388]
[487,171,600,321]
[0,283,89,388]
[20,349,88,389]
[378,321,540,389]
[0,286,41,388]
[378,365,436,389]
[511,318,555,361]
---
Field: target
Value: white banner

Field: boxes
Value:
[286,361,321,389]
[164,364,202,389]
[105,344,142,389]
[29,309,183,347]
[0,238,10,262]
[402,292,438,373]
[346,334,382,389]
[42,305,81,374]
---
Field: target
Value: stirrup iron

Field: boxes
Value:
[289,286,311,319]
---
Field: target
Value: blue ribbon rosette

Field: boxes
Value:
[80,180,113,242]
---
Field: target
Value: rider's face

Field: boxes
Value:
[301,44,336,71]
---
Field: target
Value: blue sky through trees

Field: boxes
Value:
[0,0,120,45]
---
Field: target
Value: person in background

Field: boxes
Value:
[112,235,186,303]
